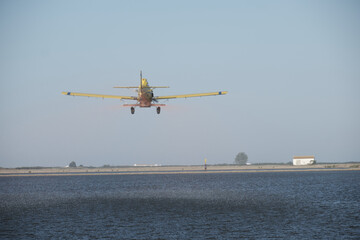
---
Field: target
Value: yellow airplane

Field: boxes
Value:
[62,71,228,114]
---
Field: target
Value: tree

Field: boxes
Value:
[234,152,248,165]
[69,161,77,168]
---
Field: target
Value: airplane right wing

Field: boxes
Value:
[155,91,228,100]
[62,92,137,100]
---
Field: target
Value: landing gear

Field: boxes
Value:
[156,107,161,114]
[131,107,135,114]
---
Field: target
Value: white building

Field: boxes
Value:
[293,156,315,165]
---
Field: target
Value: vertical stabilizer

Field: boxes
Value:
[140,71,143,90]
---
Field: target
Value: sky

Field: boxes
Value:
[0,0,359,167]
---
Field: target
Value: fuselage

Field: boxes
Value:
[138,78,154,107]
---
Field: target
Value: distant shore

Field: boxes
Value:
[0,163,359,177]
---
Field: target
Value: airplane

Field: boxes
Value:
[62,71,228,114]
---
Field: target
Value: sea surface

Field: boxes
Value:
[0,171,359,239]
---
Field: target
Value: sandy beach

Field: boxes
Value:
[0,163,359,177]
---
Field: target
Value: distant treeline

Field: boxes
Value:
[14,167,53,170]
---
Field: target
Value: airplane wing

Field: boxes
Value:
[62,92,137,100]
[155,91,227,100]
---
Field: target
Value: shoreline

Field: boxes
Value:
[0,163,359,177]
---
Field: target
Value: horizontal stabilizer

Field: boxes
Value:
[149,86,170,89]
[113,86,139,88]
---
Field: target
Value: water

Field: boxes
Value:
[0,171,359,239]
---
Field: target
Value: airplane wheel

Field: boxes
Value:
[131,107,135,114]
[156,107,161,114]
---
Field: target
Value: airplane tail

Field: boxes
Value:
[113,71,143,89]
[113,71,169,89]
[150,86,170,89]
[140,70,142,90]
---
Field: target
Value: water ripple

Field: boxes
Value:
[0,171,359,239]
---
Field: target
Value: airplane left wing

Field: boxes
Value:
[155,91,227,100]
[62,92,137,100]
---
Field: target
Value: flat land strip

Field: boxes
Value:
[0,163,359,177]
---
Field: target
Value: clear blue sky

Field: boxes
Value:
[0,0,359,167]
